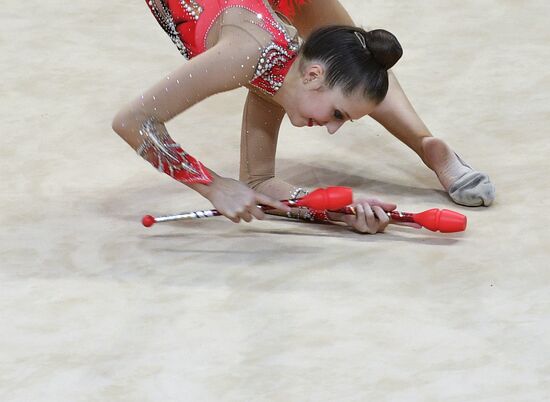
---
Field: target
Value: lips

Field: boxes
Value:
[308,118,313,127]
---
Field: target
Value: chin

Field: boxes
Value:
[287,114,302,127]
[297,115,312,127]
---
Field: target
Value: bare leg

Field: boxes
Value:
[367,67,496,206]
[289,0,354,37]
[370,74,494,202]
[289,0,495,206]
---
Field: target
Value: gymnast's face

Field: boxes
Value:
[287,64,378,134]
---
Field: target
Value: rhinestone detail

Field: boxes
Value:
[137,118,212,184]
[147,1,300,95]
[147,0,190,59]
[179,0,203,21]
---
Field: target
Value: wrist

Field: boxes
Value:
[189,170,220,199]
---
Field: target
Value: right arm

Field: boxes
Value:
[112,40,238,199]
[112,37,289,221]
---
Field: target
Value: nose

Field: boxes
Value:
[326,121,344,135]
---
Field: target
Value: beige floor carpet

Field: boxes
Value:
[1,1,549,401]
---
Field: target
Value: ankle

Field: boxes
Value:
[419,136,436,170]
[420,137,472,191]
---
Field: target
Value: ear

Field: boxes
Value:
[302,63,325,90]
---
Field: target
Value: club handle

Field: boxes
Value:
[142,209,222,227]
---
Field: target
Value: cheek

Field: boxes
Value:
[299,97,324,118]
[299,103,314,117]
[287,98,307,117]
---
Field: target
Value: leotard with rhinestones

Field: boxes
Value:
[146,0,304,95]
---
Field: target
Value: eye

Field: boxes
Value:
[334,110,344,120]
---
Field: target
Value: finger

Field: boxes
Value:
[220,209,239,223]
[353,204,369,233]
[362,202,377,233]
[250,205,266,221]
[255,193,291,212]
[228,215,240,224]
[240,211,253,223]
[373,206,390,232]
[367,199,397,212]
[234,206,252,223]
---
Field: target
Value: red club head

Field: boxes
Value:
[142,215,156,228]
[294,186,353,210]
[413,209,467,233]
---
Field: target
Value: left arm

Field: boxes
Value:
[239,90,394,233]
[239,90,293,199]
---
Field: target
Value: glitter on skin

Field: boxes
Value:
[125,0,307,192]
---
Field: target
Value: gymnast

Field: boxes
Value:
[112,0,495,234]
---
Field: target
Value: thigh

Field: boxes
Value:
[290,0,355,38]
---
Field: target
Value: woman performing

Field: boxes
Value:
[112,0,495,234]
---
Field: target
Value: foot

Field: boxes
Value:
[421,137,495,207]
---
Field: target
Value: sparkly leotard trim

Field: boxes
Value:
[146,0,302,95]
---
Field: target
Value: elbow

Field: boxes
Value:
[111,110,127,137]
[111,109,141,149]
[111,109,143,147]
[112,107,150,138]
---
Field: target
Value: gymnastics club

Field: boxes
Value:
[141,186,352,226]
[141,186,467,233]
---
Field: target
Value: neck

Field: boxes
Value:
[272,56,302,111]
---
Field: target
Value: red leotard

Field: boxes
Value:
[271,0,310,18]
[146,0,306,95]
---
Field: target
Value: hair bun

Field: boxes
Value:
[364,29,403,70]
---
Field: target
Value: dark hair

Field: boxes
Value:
[300,26,403,103]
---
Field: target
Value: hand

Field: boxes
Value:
[342,198,397,234]
[205,176,290,223]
